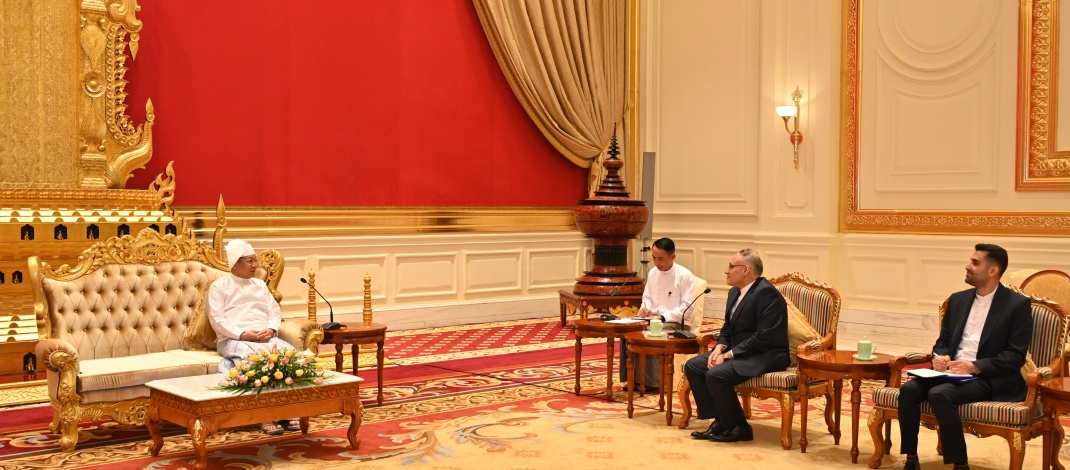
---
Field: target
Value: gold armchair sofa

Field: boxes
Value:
[30,228,324,452]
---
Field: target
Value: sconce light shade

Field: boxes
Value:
[776,106,797,118]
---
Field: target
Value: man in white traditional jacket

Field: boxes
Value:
[209,239,299,435]
[618,237,698,391]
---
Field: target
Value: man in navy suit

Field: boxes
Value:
[899,244,1032,470]
[684,248,790,442]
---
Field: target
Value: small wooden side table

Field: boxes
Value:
[1040,377,1070,470]
[624,331,700,425]
[322,322,387,406]
[797,350,893,463]
[559,290,643,326]
[573,318,648,400]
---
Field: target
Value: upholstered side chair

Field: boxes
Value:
[866,289,1067,470]
[1020,270,1070,375]
[676,272,842,450]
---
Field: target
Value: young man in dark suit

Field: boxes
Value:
[684,248,790,442]
[899,243,1032,470]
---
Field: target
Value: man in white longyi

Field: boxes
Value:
[209,239,300,435]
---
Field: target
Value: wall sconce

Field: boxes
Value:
[776,87,803,168]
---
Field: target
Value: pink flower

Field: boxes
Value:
[313,377,324,385]
[218,380,229,386]
[297,357,308,365]
[282,357,290,365]
[237,375,248,384]
[285,377,294,385]
[254,380,262,387]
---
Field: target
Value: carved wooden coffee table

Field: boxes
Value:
[145,371,363,470]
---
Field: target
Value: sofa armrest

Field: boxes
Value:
[35,339,80,404]
[280,318,324,352]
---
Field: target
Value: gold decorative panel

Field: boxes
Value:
[0,0,80,188]
[0,0,153,191]
[839,0,1070,236]
[1017,0,1070,190]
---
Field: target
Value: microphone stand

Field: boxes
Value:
[672,288,711,339]
[301,277,342,330]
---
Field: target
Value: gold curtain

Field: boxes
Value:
[473,0,626,169]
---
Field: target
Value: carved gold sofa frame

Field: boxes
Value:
[30,228,324,452]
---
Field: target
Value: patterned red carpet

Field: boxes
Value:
[0,318,1063,469]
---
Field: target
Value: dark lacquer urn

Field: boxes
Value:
[572,134,649,296]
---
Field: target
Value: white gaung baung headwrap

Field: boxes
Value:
[224,239,256,270]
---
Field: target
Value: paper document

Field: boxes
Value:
[606,318,647,324]
[907,368,977,383]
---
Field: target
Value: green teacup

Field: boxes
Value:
[857,337,877,359]
[649,318,663,336]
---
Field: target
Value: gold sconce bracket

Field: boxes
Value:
[776,87,803,168]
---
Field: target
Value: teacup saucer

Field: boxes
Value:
[647,332,664,337]
[852,354,875,361]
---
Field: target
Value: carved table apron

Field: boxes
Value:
[145,371,363,470]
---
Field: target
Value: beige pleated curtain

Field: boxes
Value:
[473,0,626,169]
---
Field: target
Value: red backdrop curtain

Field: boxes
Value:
[123,0,587,207]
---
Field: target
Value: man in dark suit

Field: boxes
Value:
[684,248,789,442]
[899,244,1032,470]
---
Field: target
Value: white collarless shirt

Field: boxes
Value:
[954,289,995,362]
[640,263,697,324]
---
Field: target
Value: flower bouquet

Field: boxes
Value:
[212,344,329,397]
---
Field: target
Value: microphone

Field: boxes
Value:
[599,274,638,321]
[672,287,711,339]
[300,277,342,331]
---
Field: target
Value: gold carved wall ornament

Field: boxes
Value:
[839,0,1070,236]
[79,0,154,189]
[1017,0,1070,189]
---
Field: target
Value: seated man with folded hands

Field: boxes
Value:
[684,249,790,443]
[209,239,302,436]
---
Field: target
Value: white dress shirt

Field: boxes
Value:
[208,274,282,342]
[641,263,697,325]
[954,290,995,362]
[729,279,757,317]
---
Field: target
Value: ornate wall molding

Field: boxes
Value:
[179,207,576,237]
[1017,0,1070,189]
[839,0,1070,236]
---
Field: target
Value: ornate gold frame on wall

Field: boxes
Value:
[1018,0,1070,190]
[839,0,1070,236]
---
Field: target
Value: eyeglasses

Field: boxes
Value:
[238,256,258,265]
[727,263,746,270]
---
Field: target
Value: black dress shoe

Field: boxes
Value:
[690,420,723,440]
[710,424,754,442]
[902,458,920,470]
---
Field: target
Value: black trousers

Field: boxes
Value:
[898,378,992,465]
[683,351,751,429]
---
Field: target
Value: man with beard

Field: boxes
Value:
[898,244,1032,470]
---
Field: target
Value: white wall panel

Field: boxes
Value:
[465,250,522,294]
[651,0,759,215]
[528,248,580,290]
[395,253,457,300]
[844,255,909,304]
[316,254,388,302]
[918,258,967,307]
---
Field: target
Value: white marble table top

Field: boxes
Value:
[145,370,362,402]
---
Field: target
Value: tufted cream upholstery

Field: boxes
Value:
[30,228,323,453]
[42,261,226,360]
